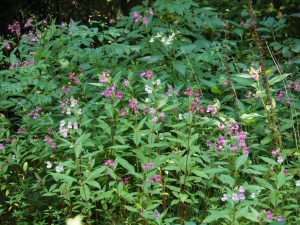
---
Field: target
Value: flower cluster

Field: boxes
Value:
[221,186,246,202]
[8,22,21,36]
[44,136,56,149]
[140,70,153,79]
[133,9,154,25]
[32,106,41,119]
[98,70,111,84]
[150,174,161,185]
[143,162,154,170]
[149,31,176,46]
[103,159,114,168]
[58,120,78,138]
[265,210,283,222]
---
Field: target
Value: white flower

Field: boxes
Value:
[251,193,256,199]
[66,108,71,115]
[149,37,154,43]
[60,120,66,127]
[296,180,300,187]
[46,161,52,169]
[67,121,73,129]
[70,99,78,107]
[145,85,153,94]
[73,122,78,130]
[155,33,162,38]
[145,98,150,103]
[156,79,161,85]
[77,109,82,115]
[55,165,64,173]
[178,113,183,120]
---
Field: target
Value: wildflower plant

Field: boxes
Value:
[0,0,299,224]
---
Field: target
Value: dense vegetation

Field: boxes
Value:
[0,0,299,224]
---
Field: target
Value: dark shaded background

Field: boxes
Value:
[0,0,299,35]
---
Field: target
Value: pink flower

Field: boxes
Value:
[116,91,122,100]
[224,79,229,86]
[271,149,277,157]
[156,175,161,183]
[231,143,237,152]
[68,72,74,80]
[0,143,3,149]
[266,210,273,220]
[284,168,288,176]
[277,215,283,222]
[143,17,149,25]
[120,108,126,117]
[154,210,160,218]
[194,90,200,97]
[199,105,205,114]
[148,9,154,16]
[184,88,192,96]
[133,11,139,23]
[232,193,239,201]
[74,77,79,85]
[159,112,166,121]
[207,140,211,148]
[129,99,136,109]
[150,176,155,185]
[151,116,158,123]
[277,156,283,163]
[134,107,139,115]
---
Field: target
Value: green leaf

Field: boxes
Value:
[124,205,139,213]
[235,155,248,170]
[202,210,230,223]
[192,170,209,179]
[80,184,91,201]
[116,157,135,175]
[173,61,186,75]
[254,177,273,190]
[218,174,235,187]
[51,173,77,183]
[268,73,290,86]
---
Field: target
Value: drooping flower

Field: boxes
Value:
[232,193,239,201]
[0,143,3,150]
[154,210,160,218]
[221,193,228,202]
[133,11,139,23]
[55,165,64,173]
[277,156,284,163]
[143,17,149,25]
[116,91,122,100]
[266,210,273,220]
[120,108,126,117]
[46,161,53,169]
[277,215,283,222]
[150,176,155,185]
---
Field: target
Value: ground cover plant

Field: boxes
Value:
[0,0,299,224]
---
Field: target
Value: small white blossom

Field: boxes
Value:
[77,109,82,115]
[145,98,150,103]
[145,85,153,94]
[73,122,78,130]
[296,180,300,187]
[66,108,71,115]
[178,113,183,120]
[55,165,64,173]
[46,161,52,169]
[60,120,66,127]
[251,193,256,199]
[149,37,154,43]
[67,121,73,129]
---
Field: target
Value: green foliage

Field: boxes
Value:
[0,0,299,224]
